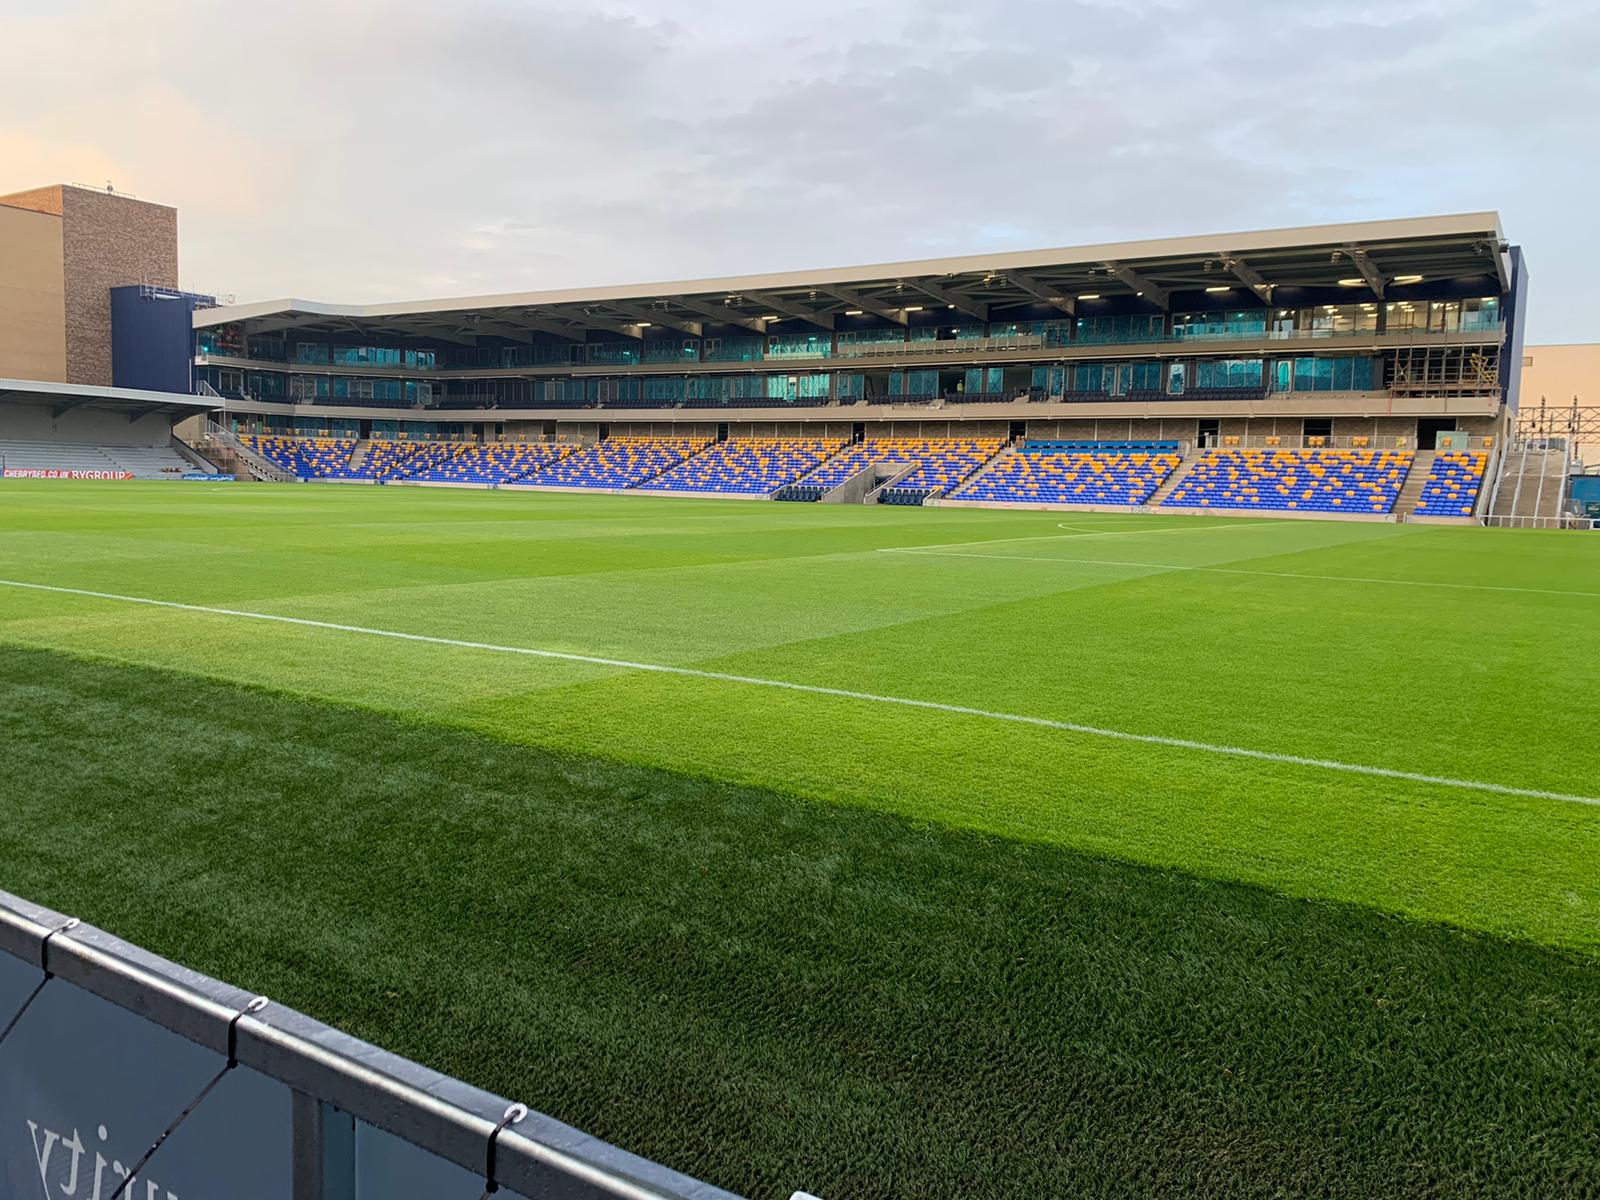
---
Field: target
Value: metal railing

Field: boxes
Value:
[1482,514,1597,531]
[0,889,754,1200]
[201,418,297,482]
[196,321,1508,383]
[1197,435,1430,451]
[835,334,1048,360]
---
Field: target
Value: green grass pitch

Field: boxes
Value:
[1,480,1598,1197]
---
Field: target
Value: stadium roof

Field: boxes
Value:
[196,212,1510,341]
[0,377,213,418]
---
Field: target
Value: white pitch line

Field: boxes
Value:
[2,576,1596,809]
[876,548,1600,600]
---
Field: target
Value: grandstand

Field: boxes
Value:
[163,212,1531,521]
[2,208,1546,523]
[0,437,203,479]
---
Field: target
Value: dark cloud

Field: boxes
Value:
[0,0,1595,338]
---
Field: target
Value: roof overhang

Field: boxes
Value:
[195,212,1511,339]
[0,378,214,420]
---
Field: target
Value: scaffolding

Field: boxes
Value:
[1387,345,1500,398]
[1517,395,1600,442]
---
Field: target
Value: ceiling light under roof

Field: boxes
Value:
[1205,286,1231,293]
[1077,293,1101,301]
[903,305,924,312]
[1338,278,1367,287]
[762,314,781,321]
[635,321,651,327]
[844,310,864,316]
[1393,273,1424,284]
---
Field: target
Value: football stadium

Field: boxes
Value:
[2,86,1599,1200]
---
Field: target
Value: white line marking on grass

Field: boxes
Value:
[2,576,1597,809]
[876,548,1600,600]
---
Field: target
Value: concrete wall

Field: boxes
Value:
[0,400,179,446]
[0,185,178,387]
[0,202,68,382]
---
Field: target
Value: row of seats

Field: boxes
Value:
[648,438,845,495]
[518,437,710,489]
[953,451,1182,506]
[1414,452,1488,517]
[401,443,573,485]
[1162,449,1414,513]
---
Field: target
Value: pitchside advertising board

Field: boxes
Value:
[0,980,291,1199]
[0,470,134,480]
[0,893,757,1200]
[0,472,235,481]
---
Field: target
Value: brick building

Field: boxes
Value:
[0,183,178,386]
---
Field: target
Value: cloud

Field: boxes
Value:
[0,0,1596,339]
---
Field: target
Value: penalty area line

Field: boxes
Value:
[1,575,1596,809]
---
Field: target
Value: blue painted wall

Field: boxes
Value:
[1501,246,1529,411]
[111,286,206,395]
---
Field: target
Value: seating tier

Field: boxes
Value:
[1161,449,1414,514]
[954,451,1181,506]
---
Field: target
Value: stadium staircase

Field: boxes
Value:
[1394,450,1436,516]
[1144,454,1199,508]
[170,434,216,472]
[185,437,249,478]
[859,463,921,504]
[1488,440,1571,524]
[198,421,294,482]
[346,440,373,475]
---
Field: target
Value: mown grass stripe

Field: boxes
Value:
[878,546,1600,600]
[3,575,1596,810]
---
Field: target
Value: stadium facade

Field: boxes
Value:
[4,183,1580,522]
[185,212,1523,450]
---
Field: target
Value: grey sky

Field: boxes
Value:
[3,0,1597,340]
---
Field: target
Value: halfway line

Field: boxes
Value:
[1,576,1595,809]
